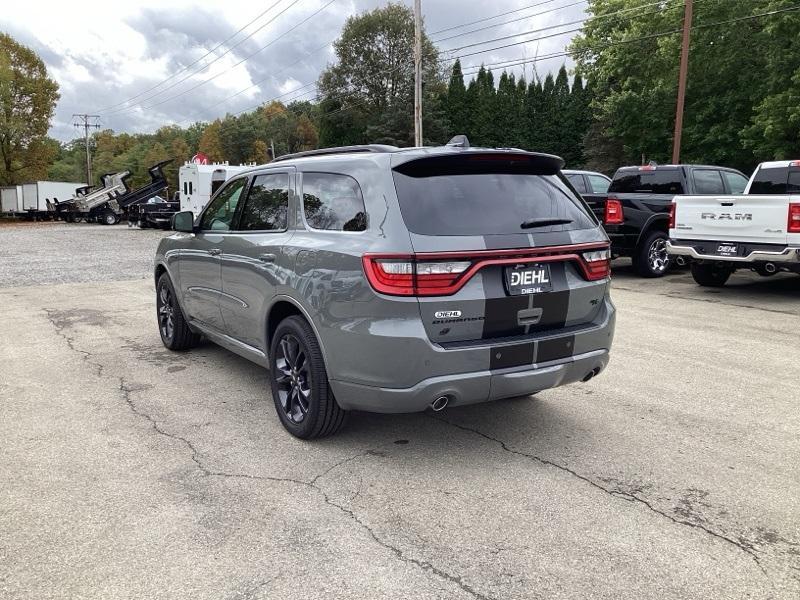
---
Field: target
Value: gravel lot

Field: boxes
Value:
[1,222,798,599]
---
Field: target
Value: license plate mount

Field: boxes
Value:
[505,264,553,296]
[716,243,738,257]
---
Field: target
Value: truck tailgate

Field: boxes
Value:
[673,195,797,244]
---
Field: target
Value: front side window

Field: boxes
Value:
[303,173,367,231]
[722,171,749,194]
[693,169,725,194]
[588,174,610,193]
[609,170,684,194]
[238,173,289,231]
[200,177,247,231]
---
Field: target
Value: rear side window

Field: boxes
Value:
[392,171,595,236]
[789,172,800,193]
[722,171,748,194]
[749,168,788,194]
[693,169,725,194]
[302,173,367,231]
[609,170,684,194]
[587,174,610,193]
[238,173,289,231]
[566,173,587,193]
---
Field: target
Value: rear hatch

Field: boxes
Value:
[674,195,793,244]
[385,152,610,346]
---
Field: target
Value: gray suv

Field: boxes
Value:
[154,139,616,438]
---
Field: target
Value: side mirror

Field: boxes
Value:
[172,211,195,232]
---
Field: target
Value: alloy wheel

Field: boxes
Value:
[274,334,312,423]
[648,237,670,273]
[157,285,175,341]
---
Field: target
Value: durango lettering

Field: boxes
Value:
[511,270,550,286]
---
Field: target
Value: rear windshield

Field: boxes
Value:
[609,170,684,194]
[748,167,800,194]
[392,171,596,236]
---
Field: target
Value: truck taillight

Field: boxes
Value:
[669,201,676,229]
[604,198,624,225]
[789,203,800,233]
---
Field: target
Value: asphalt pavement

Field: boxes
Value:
[1,222,798,599]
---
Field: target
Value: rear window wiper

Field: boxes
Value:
[520,217,573,229]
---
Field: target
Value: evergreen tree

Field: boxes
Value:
[525,80,544,151]
[495,71,520,147]
[470,67,497,147]
[445,59,470,137]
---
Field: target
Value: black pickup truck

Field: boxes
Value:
[581,164,749,277]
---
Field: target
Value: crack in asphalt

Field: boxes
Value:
[117,379,493,600]
[432,415,769,578]
[44,306,491,600]
[43,309,104,377]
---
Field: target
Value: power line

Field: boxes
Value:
[103,0,307,116]
[201,39,334,118]
[433,0,587,43]
[430,0,565,36]
[108,0,337,118]
[439,0,672,56]
[457,2,800,76]
[96,0,292,113]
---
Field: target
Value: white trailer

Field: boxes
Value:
[1,185,23,213]
[179,162,255,215]
[20,181,86,214]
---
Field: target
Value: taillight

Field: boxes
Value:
[363,244,612,296]
[605,198,624,225]
[362,256,470,296]
[669,201,676,229]
[582,249,611,280]
[789,203,800,233]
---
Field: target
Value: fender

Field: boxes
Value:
[264,294,329,369]
[636,213,670,247]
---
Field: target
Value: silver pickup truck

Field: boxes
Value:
[667,160,800,286]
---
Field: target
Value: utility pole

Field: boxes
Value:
[413,0,423,147]
[672,0,693,164]
[72,114,101,185]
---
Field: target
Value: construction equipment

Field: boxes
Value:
[56,172,131,224]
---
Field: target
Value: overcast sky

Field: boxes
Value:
[2,0,586,142]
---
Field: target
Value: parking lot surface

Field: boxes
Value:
[1,222,798,599]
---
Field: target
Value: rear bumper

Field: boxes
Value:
[667,240,800,264]
[331,349,610,413]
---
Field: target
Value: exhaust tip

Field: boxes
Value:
[582,368,601,383]
[675,256,687,267]
[764,262,777,274]
[430,396,449,412]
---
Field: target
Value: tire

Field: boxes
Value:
[156,274,200,351]
[101,210,117,226]
[691,262,732,287]
[268,315,348,439]
[633,230,670,277]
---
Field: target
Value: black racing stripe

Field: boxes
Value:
[528,264,570,332]
[527,230,577,247]
[537,334,576,363]
[483,234,531,250]
[490,342,535,370]
[482,296,528,338]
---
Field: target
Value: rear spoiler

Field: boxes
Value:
[393,151,565,178]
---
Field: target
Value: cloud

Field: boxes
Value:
[1,0,586,142]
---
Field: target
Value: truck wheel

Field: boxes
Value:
[101,210,117,226]
[156,274,200,351]
[633,231,670,278]
[691,263,732,287]
[269,315,348,439]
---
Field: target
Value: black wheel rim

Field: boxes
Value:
[274,334,311,424]
[648,237,669,273]
[157,285,175,341]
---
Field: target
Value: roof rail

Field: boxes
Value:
[271,144,399,163]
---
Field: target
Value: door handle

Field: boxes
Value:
[258,253,277,263]
[208,248,222,256]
